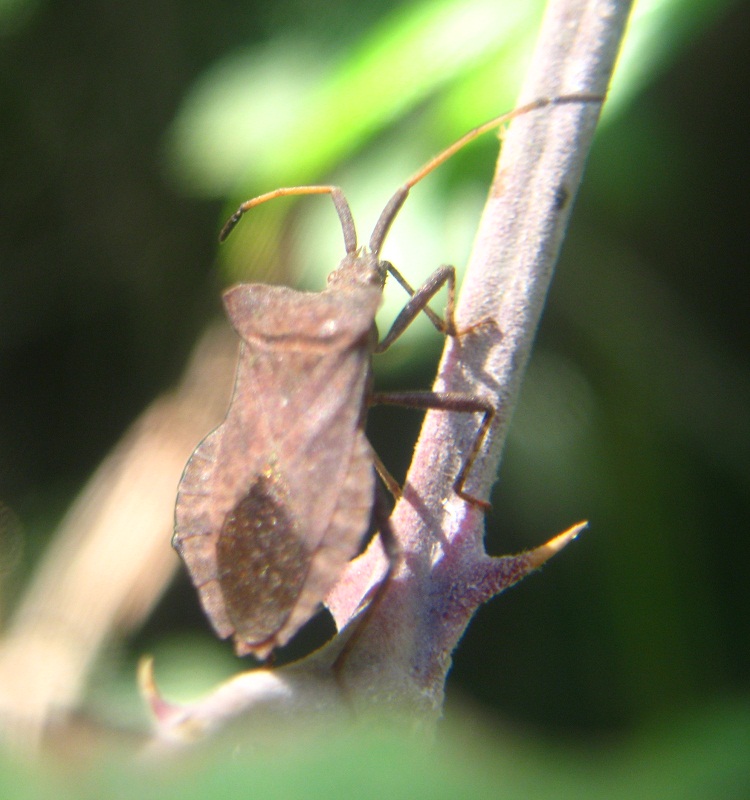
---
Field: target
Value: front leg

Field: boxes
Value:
[376,263,458,353]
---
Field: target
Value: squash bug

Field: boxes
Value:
[173,94,601,660]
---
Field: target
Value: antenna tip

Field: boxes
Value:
[218,212,242,243]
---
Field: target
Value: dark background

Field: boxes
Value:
[1,0,748,768]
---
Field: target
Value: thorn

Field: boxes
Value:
[138,655,182,727]
[526,520,587,570]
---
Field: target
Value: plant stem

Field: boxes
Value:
[334,0,634,721]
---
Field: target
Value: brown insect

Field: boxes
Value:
[173,94,600,661]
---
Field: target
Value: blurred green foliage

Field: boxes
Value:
[1,698,749,797]
[1,0,749,793]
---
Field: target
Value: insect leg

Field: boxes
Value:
[379,260,499,353]
[371,449,402,502]
[375,263,459,352]
[334,389,494,674]
[332,482,401,677]
[371,390,495,509]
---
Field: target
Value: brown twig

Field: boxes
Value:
[0,326,237,751]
